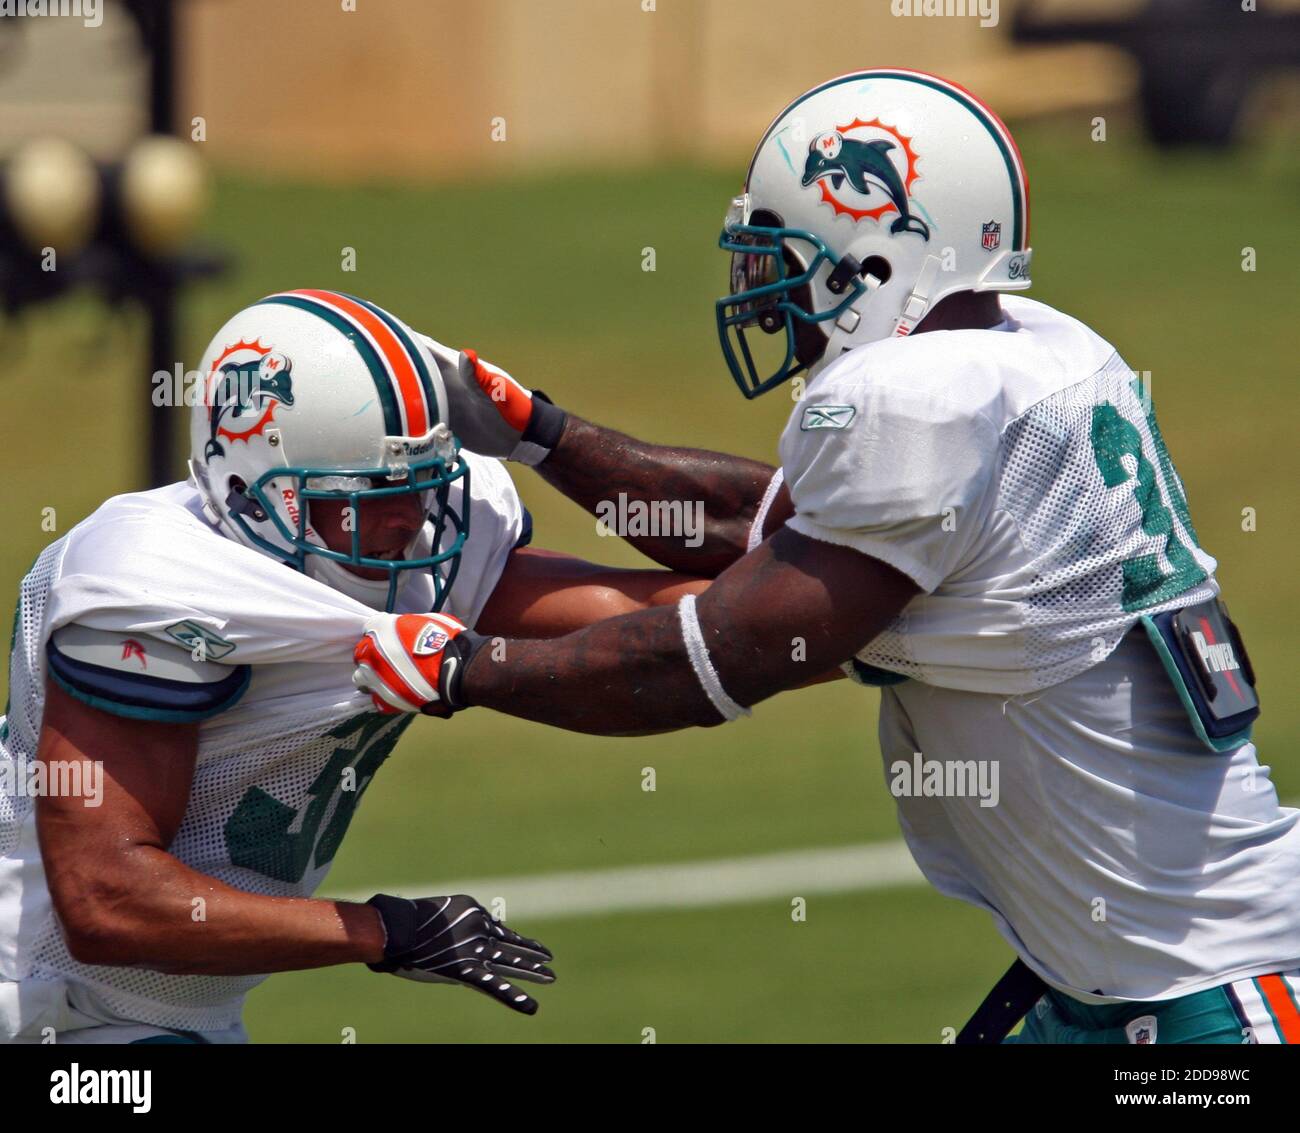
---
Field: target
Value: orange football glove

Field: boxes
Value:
[352,613,483,716]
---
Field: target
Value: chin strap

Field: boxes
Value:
[188,460,225,527]
[891,254,944,338]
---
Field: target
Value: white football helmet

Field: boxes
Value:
[188,289,469,612]
[717,68,1032,397]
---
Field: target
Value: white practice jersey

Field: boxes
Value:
[781,296,1300,1000]
[0,451,527,1038]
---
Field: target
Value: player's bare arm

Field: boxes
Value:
[36,680,387,977]
[36,679,556,1014]
[535,415,794,577]
[305,467,710,633]
[425,338,794,576]
[353,527,917,733]
[34,548,702,1004]
[476,545,706,636]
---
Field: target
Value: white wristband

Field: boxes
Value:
[747,467,785,552]
[677,593,751,722]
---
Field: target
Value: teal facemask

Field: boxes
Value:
[227,446,471,614]
[715,196,869,399]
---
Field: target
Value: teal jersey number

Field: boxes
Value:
[1090,400,1206,612]
[225,712,412,883]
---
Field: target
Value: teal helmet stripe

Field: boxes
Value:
[746,68,1028,251]
[874,70,1027,251]
[343,292,443,426]
[256,294,403,435]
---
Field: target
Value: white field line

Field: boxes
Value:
[331,797,1300,922]
[328,840,926,921]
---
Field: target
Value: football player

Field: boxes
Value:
[0,288,707,1043]
[353,72,1300,1044]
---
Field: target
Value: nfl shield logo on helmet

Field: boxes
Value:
[981,221,1002,251]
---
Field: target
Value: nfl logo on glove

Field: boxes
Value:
[414,625,449,656]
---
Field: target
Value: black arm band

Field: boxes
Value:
[423,630,489,715]
[521,391,567,457]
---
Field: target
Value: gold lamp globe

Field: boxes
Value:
[4,137,101,255]
[120,136,210,257]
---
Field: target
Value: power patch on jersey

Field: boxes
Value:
[1141,598,1259,753]
[45,624,251,723]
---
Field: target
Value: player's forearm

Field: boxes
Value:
[538,414,783,576]
[55,847,384,976]
[464,604,724,735]
[362,529,889,728]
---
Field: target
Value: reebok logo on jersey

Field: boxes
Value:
[164,620,237,660]
[120,639,147,668]
[1191,631,1239,674]
[800,405,856,431]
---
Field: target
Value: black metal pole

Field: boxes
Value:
[144,0,178,488]
[148,0,175,136]
[145,282,177,488]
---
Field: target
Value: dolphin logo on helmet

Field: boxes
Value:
[204,348,297,460]
[802,130,930,240]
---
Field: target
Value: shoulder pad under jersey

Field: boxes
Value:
[46,624,250,723]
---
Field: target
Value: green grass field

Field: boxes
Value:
[1,120,1295,1042]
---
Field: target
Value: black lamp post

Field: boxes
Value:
[0,0,227,488]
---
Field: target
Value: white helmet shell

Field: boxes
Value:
[188,288,468,611]
[718,69,1032,396]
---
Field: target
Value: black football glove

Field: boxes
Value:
[367,893,555,1015]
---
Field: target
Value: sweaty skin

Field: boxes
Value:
[517,294,999,584]
[462,527,918,736]
[311,481,426,580]
[37,679,389,975]
[536,416,794,578]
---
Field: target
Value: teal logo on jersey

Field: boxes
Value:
[164,619,236,660]
[224,713,411,884]
[801,404,856,431]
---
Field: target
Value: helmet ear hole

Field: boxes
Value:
[861,256,892,286]
[226,476,268,523]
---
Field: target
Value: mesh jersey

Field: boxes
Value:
[781,296,1219,693]
[0,451,525,1034]
[781,298,1300,999]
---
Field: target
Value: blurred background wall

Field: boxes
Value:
[5,0,1296,178]
[175,0,1141,177]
